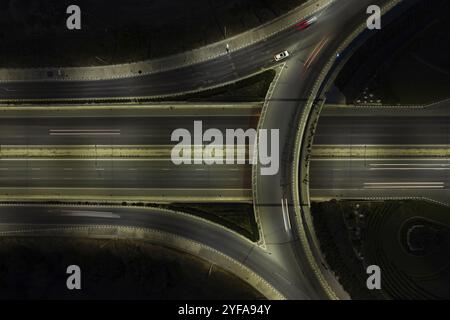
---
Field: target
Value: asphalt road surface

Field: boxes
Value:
[0,106,256,201]
[310,106,450,204]
[0,0,415,300]
[0,110,259,146]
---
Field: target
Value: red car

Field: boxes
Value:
[295,16,318,30]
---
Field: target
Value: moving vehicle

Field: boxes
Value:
[295,16,318,30]
[274,50,290,62]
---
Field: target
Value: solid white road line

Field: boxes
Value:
[363,182,444,189]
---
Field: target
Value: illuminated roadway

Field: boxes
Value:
[0,0,412,300]
[1,101,446,300]
[310,104,450,204]
[0,105,257,202]
[2,103,446,204]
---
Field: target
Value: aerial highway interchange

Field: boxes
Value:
[0,0,447,301]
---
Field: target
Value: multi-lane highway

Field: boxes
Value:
[0,0,416,300]
[310,105,450,204]
[0,105,257,202]
[2,101,447,299]
[313,106,450,145]
[0,105,259,145]
[5,101,447,204]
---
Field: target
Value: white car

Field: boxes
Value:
[274,50,290,62]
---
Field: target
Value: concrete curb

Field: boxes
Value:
[310,196,450,209]
[0,188,252,204]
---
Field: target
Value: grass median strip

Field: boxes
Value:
[312,145,450,158]
[0,145,170,158]
[0,145,249,159]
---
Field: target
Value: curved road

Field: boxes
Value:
[0,0,409,299]
[0,204,307,299]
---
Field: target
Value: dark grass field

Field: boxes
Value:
[0,237,264,299]
[335,0,450,105]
